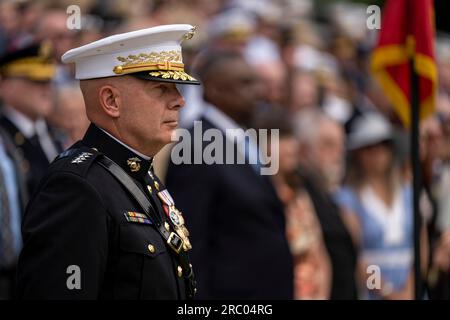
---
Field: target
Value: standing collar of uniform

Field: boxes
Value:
[99,127,151,161]
[82,123,153,180]
[2,105,46,138]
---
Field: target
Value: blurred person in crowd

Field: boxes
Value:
[181,6,260,125]
[288,69,320,113]
[330,35,359,81]
[245,41,287,108]
[256,60,287,108]
[293,110,358,299]
[437,94,450,136]
[240,0,287,108]
[284,21,357,124]
[283,20,357,124]
[343,76,391,136]
[0,0,43,54]
[318,69,354,125]
[144,0,206,28]
[36,9,79,85]
[257,110,331,299]
[423,115,450,298]
[48,85,90,149]
[436,38,450,163]
[0,125,28,300]
[420,116,445,206]
[166,50,294,299]
[0,42,62,196]
[206,8,256,53]
[437,37,450,100]
[335,112,428,300]
[0,0,21,54]
[16,1,45,41]
[281,19,325,70]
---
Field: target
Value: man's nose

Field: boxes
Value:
[170,88,186,110]
[177,93,186,108]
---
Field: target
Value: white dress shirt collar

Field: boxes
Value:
[202,104,242,132]
[2,106,41,138]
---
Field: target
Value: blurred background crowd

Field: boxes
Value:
[1,0,450,300]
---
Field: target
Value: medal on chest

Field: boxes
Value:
[157,189,192,251]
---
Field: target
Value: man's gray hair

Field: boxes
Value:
[294,109,338,146]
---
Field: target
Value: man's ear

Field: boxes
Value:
[98,85,121,118]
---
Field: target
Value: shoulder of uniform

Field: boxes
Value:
[51,146,103,178]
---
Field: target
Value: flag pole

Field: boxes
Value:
[410,56,423,300]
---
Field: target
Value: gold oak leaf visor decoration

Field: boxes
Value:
[113,50,200,85]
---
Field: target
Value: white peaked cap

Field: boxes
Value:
[61,24,199,84]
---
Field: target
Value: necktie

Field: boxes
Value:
[0,163,15,268]
[29,133,52,165]
[28,133,40,148]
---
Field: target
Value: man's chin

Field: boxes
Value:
[160,129,176,144]
[162,124,179,140]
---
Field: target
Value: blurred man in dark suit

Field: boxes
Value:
[294,110,358,299]
[0,42,61,196]
[0,126,27,299]
[166,51,294,299]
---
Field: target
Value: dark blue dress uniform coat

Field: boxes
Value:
[17,124,192,299]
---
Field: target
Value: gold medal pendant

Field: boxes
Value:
[169,206,183,226]
[168,206,192,251]
[157,188,192,251]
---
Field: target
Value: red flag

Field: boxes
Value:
[371,0,437,127]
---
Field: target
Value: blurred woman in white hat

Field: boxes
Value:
[335,112,428,300]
